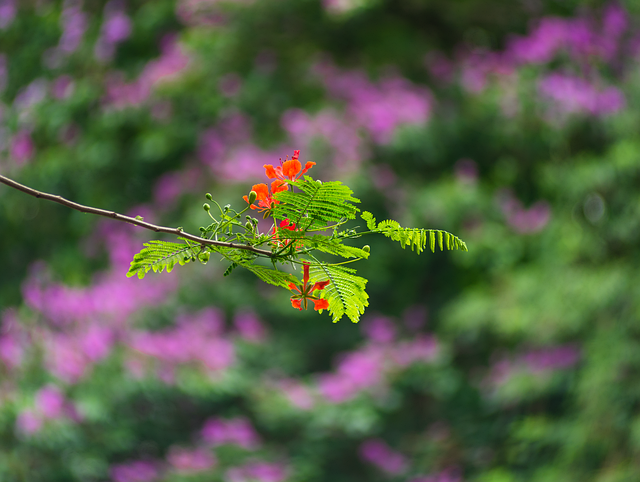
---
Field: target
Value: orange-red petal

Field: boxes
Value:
[288,282,301,293]
[282,159,302,179]
[311,280,330,292]
[299,161,316,178]
[292,150,300,160]
[312,298,329,311]
[264,164,278,179]
[252,183,269,200]
[271,180,288,194]
[291,298,302,310]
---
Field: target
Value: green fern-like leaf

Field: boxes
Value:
[239,261,299,289]
[361,211,468,254]
[223,262,239,277]
[127,240,199,279]
[273,233,370,260]
[273,177,360,231]
[308,264,369,323]
[362,211,377,230]
[306,235,370,259]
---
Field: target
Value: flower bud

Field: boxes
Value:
[203,203,210,211]
[248,190,258,204]
[245,221,253,231]
[362,245,370,253]
[205,193,213,201]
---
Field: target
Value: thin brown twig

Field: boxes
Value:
[0,173,274,257]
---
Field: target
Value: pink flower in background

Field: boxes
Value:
[317,372,357,403]
[128,307,233,374]
[226,461,288,482]
[0,0,15,29]
[167,446,216,473]
[498,190,551,234]
[35,386,65,419]
[507,17,570,65]
[361,315,396,343]
[221,145,288,181]
[95,1,132,61]
[44,333,88,383]
[359,439,408,475]
[487,344,581,389]
[110,461,159,482]
[281,107,367,173]
[459,49,513,93]
[198,112,293,182]
[153,167,203,207]
[79,324,114,362]
[281,61,431,173]
[603,3,628,43]
[314,61,433,143]
[323,0,362,15]
[505,8,627,66]
[278,379,315,410]
[23,231,177,327]
[201,417,261,449]
[319,348,385,403]
[104,34,189,108]
[317,326,440,404]
[0,311,23,368]
[51,75,75,99]
[10,130,35,165]
[13,78,48,113]
[33,384,81,422]
[539,73,625,117]
[234,310,267,343]
[391,335,439,367]
[16,409,42,434]
[522,345,580,372]
[338,350,384,388]
[0,334,23,368]
[58,0,87,54]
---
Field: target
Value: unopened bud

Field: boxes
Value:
[245,221,253,231]
[205,193,213,201]
[248,190,258,204]
[203,203,210,211]
[362,245,370,253]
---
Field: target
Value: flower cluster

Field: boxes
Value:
[243,149,316,215]
[242,151,330,312]
[288,263,330,311]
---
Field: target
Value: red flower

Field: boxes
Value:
[243,181,288,218]
[288,263,330,311]
[269,218,300,248]
[264,150,315,185]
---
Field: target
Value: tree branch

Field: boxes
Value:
[0,173,274,257]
